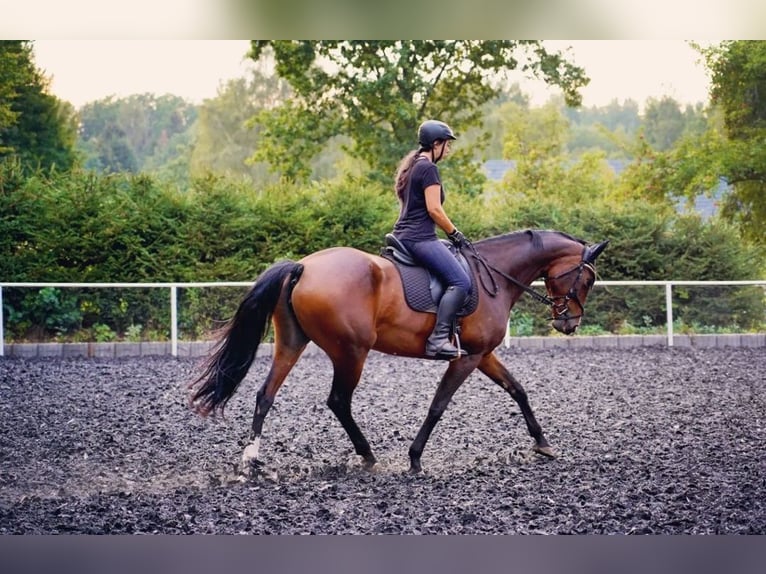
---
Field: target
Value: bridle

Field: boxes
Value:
[543,259,595,321]
[465,242,595,322]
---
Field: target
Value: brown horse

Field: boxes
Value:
[189,229,608,474]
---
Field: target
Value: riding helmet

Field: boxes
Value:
[417,120,457,149]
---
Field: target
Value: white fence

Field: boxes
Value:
[1,280,764,357]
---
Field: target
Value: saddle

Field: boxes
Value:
[380,233,479,316]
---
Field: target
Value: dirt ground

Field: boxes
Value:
[0,345,763,534]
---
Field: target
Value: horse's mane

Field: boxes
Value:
[475,229,587,251]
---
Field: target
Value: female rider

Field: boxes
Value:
[392,119,471,360]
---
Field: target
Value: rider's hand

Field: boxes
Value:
[447,228,467,248]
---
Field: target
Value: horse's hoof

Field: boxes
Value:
[361,459,377,472]
[242,457,265,470]
[237,457,265,479]
[241,460,278,482]
[533,445,556,458]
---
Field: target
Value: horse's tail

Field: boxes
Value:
[189,260,303,417]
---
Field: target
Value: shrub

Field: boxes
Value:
[1,162,763,342]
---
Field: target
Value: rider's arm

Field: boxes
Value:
[424,185,458,236]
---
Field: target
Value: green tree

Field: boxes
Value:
[502,101,570,161]
[78,93,196,174]
[90,124,139,173]
[247,41,589,187]
[77,96,123,171]
[191,70,290,184]
[0,41,77,171]
[497,100,569,195]
[649,41,766,246]
[492,100,619,207]
[142,128,195,185]
[626,42,766,247]
[643,96,687,151]
[681,102,710,137]
[0,42,33,142]
[563,99,640,158]
[459,83,531,160]
[703,41,766,245]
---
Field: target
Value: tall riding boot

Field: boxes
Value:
[425,286,468,360]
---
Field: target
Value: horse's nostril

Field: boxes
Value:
[562,323,578,335]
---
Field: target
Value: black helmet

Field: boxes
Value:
[417,120,457,149]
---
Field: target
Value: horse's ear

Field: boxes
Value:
[584,240,609,264]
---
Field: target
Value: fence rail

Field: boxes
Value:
[1,280,764,357]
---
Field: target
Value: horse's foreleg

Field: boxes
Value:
[326,350,376,469]
[408,356,482,474]
[478,352,555,458]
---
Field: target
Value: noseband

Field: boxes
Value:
[466,243,595,321]
[543,260,595,321]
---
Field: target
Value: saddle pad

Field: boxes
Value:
[382,252,479,317]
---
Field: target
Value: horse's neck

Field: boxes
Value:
[476,233,578,284]
[476,240,543,284]
[516,246,550,282]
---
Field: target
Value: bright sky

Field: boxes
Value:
[32,40,712,110]
[33,41,255,108]
[528,41,712,109]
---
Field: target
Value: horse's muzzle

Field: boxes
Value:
[552,318,579,335]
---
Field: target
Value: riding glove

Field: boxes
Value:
[447,228,467,248]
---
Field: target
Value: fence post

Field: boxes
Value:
[170,285,178,357]
[0,286,4,357]
[665,282,674,347]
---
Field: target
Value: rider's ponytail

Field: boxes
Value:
[394,149,422,202]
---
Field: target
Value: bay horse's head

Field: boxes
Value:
[543,240,609,335]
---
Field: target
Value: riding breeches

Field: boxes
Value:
[400,238,472,293]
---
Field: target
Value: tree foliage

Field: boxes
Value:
[0,42,34,141]
[247,41,589,186]
[0,41,77,171]
[564,98,641,158]
[489,101,621,208]
[703,41,766,245]
[2,158,762,341]
[640,41,766,246]
[643,96,691,151]
[5,42,763,342]
[191,70,291,184]
[77,93,197,174]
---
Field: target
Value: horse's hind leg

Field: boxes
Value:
[241,304,309,472]
[478,352,555,458]
[326,349,376,470]
[241,342,307,470]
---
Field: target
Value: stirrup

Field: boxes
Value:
[425,336,467,360]
[428,349,467,361]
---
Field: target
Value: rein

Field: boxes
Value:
[464,241,594,322]
[465,242,554,306]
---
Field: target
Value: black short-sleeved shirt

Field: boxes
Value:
[393,157,444,242]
